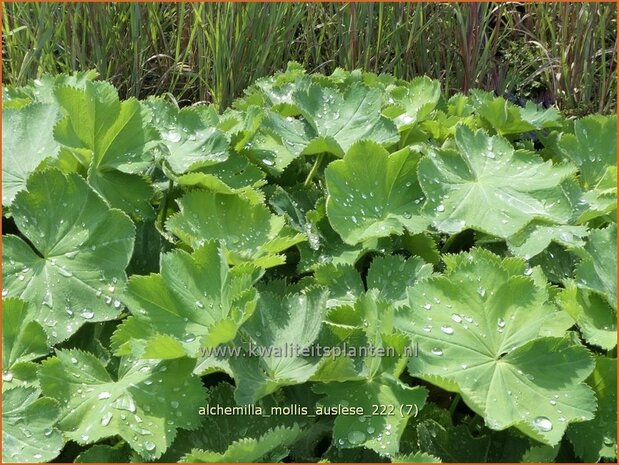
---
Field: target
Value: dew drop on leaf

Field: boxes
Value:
[533,416,553,432]
[81,309,95,319]
[440,325,454,335]
[101,412,113,426]
[144,440,156,451]
[347,430,366,445]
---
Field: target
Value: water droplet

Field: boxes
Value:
[423,303,432,310]
[451,314,462,323]
[163,130,181,143]
[101,412,113,426]
[533,416,553,432]
[195,300,204,309]
[2,371,13,382]
[441,325,454,335]
[262,158,274,166]
[144,440,156,451]
[431,347,443,356]
[497,318,506,328]
[81,309,95,319]
[58,267,73,278]
[477,287,486,297]
[436,204,445,212]
[171,400,179,408]
[113,300,122,309]
[1,289,7,297]
[65,250,79,259]
[98,391,112,400]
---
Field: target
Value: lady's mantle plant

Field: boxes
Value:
[2,65,616,463]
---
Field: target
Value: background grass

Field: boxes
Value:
[2,2,616,115]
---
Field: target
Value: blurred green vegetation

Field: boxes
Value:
[3,2,616,115]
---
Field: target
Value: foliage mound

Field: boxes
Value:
[2,65,616,463]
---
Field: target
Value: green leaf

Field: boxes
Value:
[163,383,303,461]
[54,81,158,219]
[166,190,304,267]
[121,242,261,356]
[475,94,562,135]
[2,386,64,463]
[2,170,135,343]
[567,357,617,462]
[240,120,301,174]
[314,255,432,308]
[38,351,206,460]
[414,420,491,462]
[181,426,302,463]
[556,284,616,350]
[2,298,49,374]
[574,224,616,309]
[297,199,377,272]
[171,151,265,194]
[507,223,588,259]
[395,249,596,445]
[269,82,398,157]
[230,287,329,404]
[144,98,230,173]
[578,165,616,223]
[74,444,131,463]
[325,142,427,245]
[558,115,617,189]
[2,70,98,107]
[87,169,154,221]
[366,255,433,305]
[392,451,441,463]
[314,263,364,308]
[236,61,306,113]
[314,374,427,455]
[384,76,441,130]
[2,103,60,207]
[418,126,576,238]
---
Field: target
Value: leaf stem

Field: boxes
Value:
[304,153,325,188]
[448,393,461,417]
[158,179,174,231]
[441,232,461,253]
